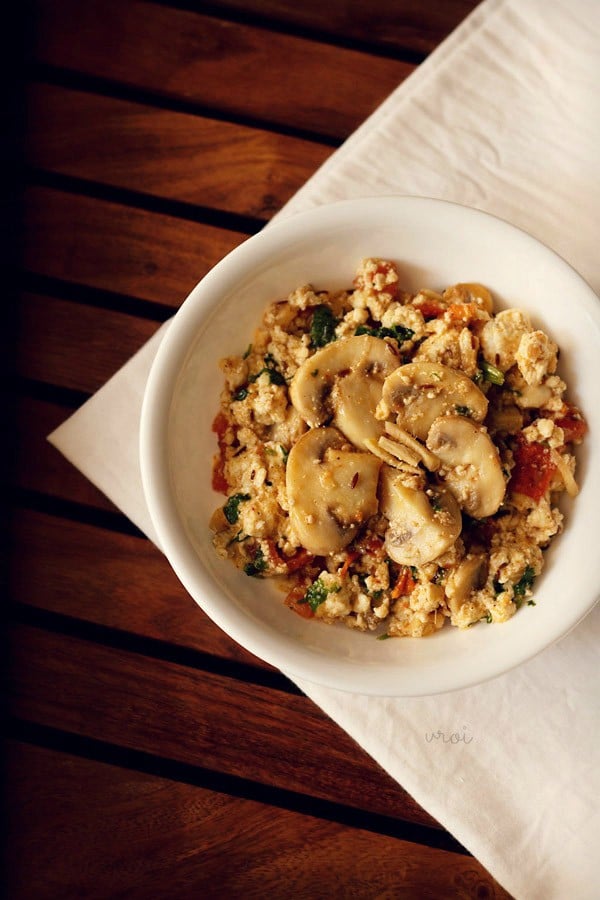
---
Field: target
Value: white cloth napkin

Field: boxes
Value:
[49,1,600,897]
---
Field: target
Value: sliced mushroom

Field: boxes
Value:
[289,334,399,449]
[426,415,505,519]
[286,426,381,556]
[445,553,488,616]
[377,361,488,440]
[379,466,462,566]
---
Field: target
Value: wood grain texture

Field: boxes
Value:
[10,508,273,669]
[5,741,512,900]
[21,186,245,306]
[206,0,481,57]
[8,624,437,827]
[14,396,123,514]
[16,293,161,393]
[31,0,413,141]
[25,83,332,219]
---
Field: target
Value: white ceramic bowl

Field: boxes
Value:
[140,196,600,696]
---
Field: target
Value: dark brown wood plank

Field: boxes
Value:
[14,396,121,513]
[31,0,413,141]
[10,508,273,669]
[8,623,436,828]
[16,293,161,394]
[209,0,480,57]
[5,741,512,899]
[25,83,332,219]
[21,186,245,305]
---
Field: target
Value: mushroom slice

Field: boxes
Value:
[377,362,488,441]
[286,426,381,556]
[379,466,462,566]
[426,415,506,519]
[289,334,399,449]
[445,553,488,616]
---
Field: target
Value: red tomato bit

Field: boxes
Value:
[509,439,557,502]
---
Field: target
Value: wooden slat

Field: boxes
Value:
[16,293,161,394]
[21,186,245,305]
[25,83,331,219]
[5,742,512,899]
[31,0,413,141]
[8,623,436,828]
[10,508,273,669]
[14,396,120,513]
[208,0,480,57]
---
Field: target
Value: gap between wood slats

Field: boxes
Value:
[6,719,469,859]
[30,0,412,143]
[27,168,268,234]
[28,64,343,149]
[24,82,333,219]
[163,0,481,61]
[9,602,297,695]
[8,623,441,829]
[20,186,247,307]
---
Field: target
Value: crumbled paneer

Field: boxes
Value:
[210,258,585,637]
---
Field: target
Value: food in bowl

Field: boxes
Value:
[210,257,586,637]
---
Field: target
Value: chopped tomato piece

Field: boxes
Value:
[413,298,446,319]
[284,583,314,619]
[211,412,230,494]
[391,566,417,599]
[285,548,314,573]
[340,550,359,580]
[445,302,480,325]
[509,439,557,502]
[555,406,587,444]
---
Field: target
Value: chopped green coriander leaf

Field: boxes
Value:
[233,387,248,401]
[227,530,248,546]
[355,324,414,343]
[242,343,252,359]
[249,366,286,386]
[484,612,493,623]
[310,305,338,348]
[377,632,391,641]
[527,599,537,607]
[244,547,267,577]
[409,565,419,579]
[429,495,443,512]
[481,359,505,386]
[455,405,471,416]
[303,577,341,612]
[224,492,251,524]
[280,445,289,463]
[513,565,536,607]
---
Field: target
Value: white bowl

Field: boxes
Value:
[140,196,600,696]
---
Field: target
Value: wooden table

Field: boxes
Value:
[7,2,514,896]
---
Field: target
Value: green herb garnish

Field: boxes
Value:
[377,632,392,641]
[513,565,536,607]
[455,405,471,416]
[224,492,251,524]
[244,547,267,577]
[480,359,505,386]
[310,305,338,348]
[355,324,414,344]
[242,344,252,359]
[303,577,341,612]
[233,387,249,401]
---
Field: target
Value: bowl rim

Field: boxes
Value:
[140,195,600,696]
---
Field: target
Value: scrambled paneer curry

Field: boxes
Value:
[210,259,586,637]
